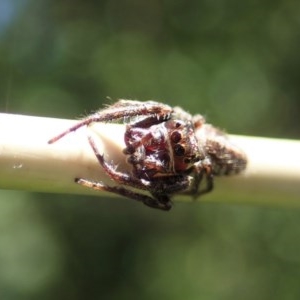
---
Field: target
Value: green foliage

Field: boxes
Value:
[0,0,300,299]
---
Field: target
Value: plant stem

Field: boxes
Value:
[0,113,126,196]
[0,113,299,206]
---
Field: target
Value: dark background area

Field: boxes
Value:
[0,0,300,299]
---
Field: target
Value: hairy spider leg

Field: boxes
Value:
[48,100,173,144]
[75,135,172,210]
[194,165,214,197]
[129,114,172,129]
[180,163,214,198]
[75,178,172,211]
[86,135,150,190]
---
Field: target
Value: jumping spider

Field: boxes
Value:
[48,100,247,211]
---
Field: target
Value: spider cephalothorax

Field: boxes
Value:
[123,111,205,180]
[48,100,247,211]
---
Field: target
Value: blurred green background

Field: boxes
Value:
[1,0,300,299]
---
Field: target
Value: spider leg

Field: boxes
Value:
[197,168,214,196]
[75,178,172,211]
[129,114,171,129]
[182,164,214,198]
[48,118,96,144]
[87,135,150,191]
[150,175,191,195]
[85,134,173,210]
[48,100,173,144]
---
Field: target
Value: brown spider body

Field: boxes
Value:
[48,100,247,211]
[124,114,204,180]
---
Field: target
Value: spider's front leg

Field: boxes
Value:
[48,100,173,144]
[75,134,172,210]
[86,135,148,190]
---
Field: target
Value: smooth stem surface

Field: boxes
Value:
[0,113,299,206]
[0,113,126,196]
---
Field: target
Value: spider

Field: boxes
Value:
[48,100,247,211]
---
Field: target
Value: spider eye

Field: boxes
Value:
[171,131,182,143]
[174,144,185,156]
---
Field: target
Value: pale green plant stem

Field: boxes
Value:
[0,113,299,206]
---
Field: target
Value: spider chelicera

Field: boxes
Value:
[48,100,247,211]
